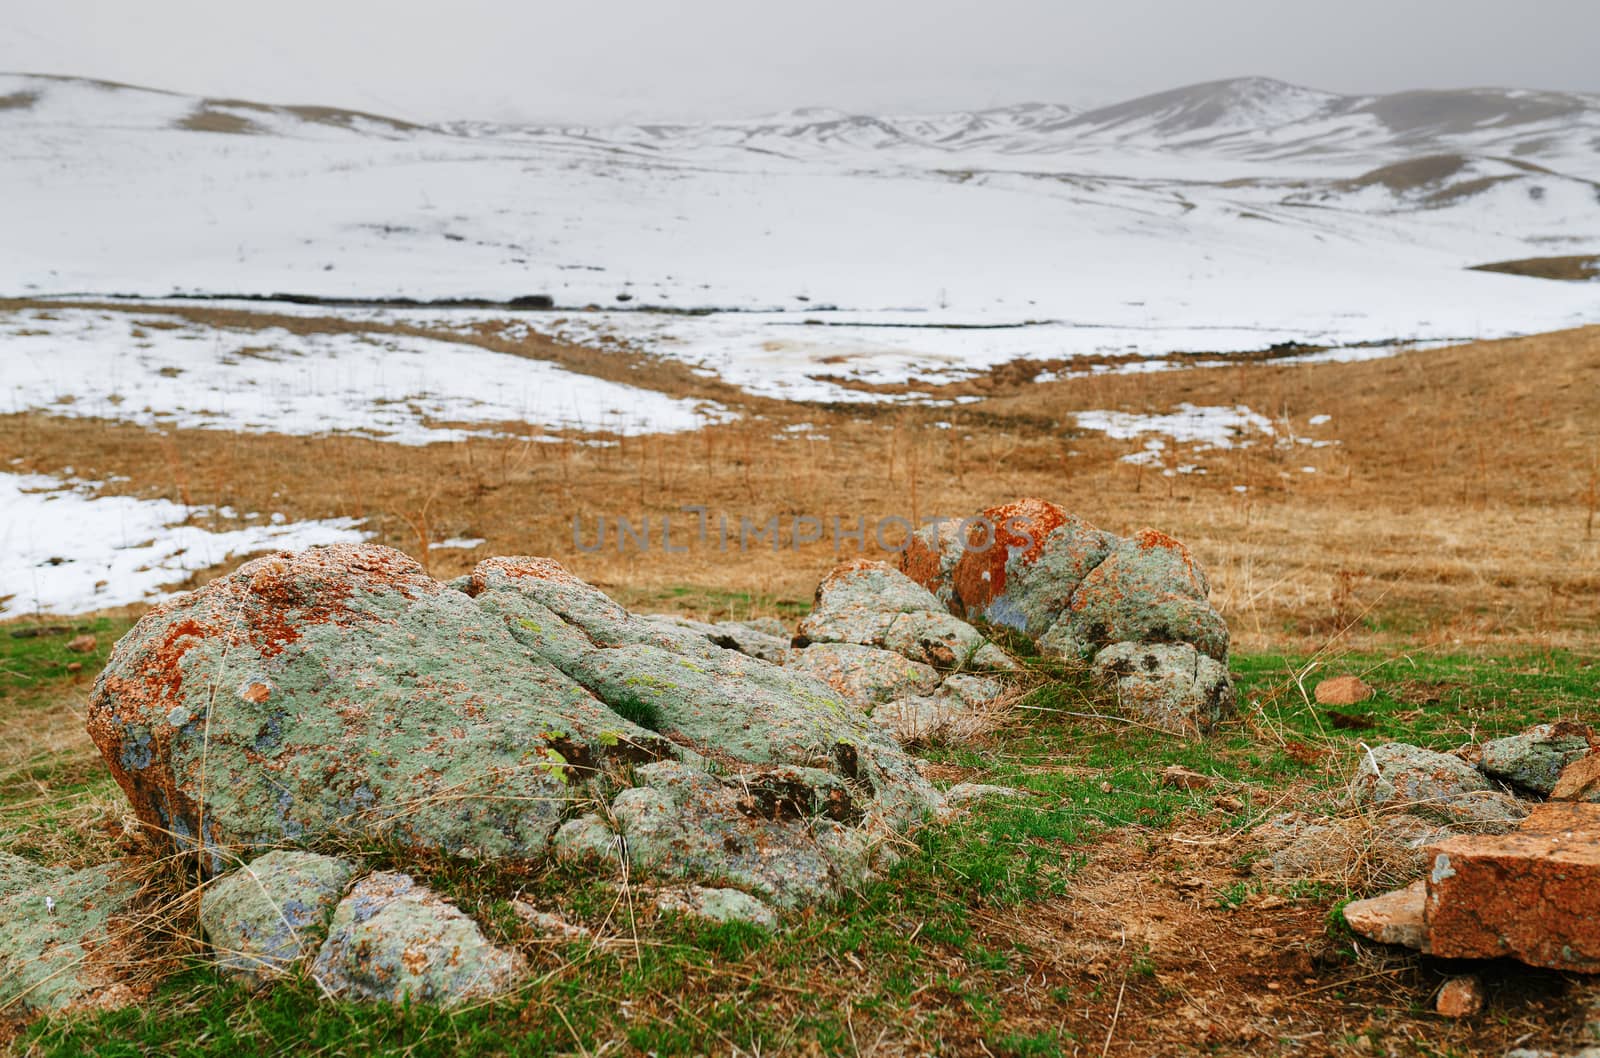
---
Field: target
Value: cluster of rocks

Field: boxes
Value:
[1,503,1235,1016]
[897,499,1235,734]
[1334,723,1600,977]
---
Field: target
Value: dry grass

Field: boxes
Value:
[3,306,1597,655]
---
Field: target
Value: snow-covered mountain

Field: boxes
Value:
[1,71,1597,368]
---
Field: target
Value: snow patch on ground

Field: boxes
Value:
[1074,403,1341,476]
[0,472,370,617]
[0,309,724,442]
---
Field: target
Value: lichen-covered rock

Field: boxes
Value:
[0,852,58,899]
[641,614,789,664]
[1351,743,1528,828]
[468,557,937,823]
[310,872,526,1004]
[1480,722,1596,795]
[784,643,940,710]
[900,501,1117,635]
[89,545,667,874]
[88,545,938,910]
[798,560,1012,670]
[1091,641,1235,735]
[0,861,145,1014]
[200,851,357,988]
[1053,529,1227,662]
[897,501,1233,702]
[651,885,778,928]
[871,674,1006,747]
[553,759,893,908]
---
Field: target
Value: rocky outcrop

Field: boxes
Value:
[86,545,940,908]
[896,500,1234,734]
[309,872,527,1004]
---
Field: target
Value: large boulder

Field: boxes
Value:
[88,545,666,875]
[88,545,937,918]
[200,850,358,988]
[0,860,145,1014]
[309,872,527,1004]
[900,500,1115,637]
[1091,641,1235,734]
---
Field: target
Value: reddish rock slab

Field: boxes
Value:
[1344,879,1429,951]
[1424,802,1600,971]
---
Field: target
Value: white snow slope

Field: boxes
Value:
[2,73,1599,394]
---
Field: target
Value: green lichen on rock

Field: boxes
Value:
[555,760,888,908]
[1091,641,1236,735]
[468,556,939,823]
[784,642,941,710]
[88,546,670,874]
[86,544,940,931]
[797,560,1013,670]
[200,850,358,988]
[1352,743,1528,828]
[652,885,778,928]
[309,872,527,1004]
[0,861,142,1014]
[1480,722,1596,795]
[1055,529,1228,663]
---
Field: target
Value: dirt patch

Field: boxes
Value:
[1471,255,1600,282]
[971,824,1589,1055]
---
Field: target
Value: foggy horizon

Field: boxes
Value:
[6,0,1600,125]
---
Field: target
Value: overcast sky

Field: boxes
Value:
[7,0,1599,124]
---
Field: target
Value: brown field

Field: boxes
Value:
[2,303,1597,652]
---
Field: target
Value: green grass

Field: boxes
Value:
[8,638,1598,1055]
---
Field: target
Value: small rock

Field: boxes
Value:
[1435,975,1484,1018]
[1092,641,1236,735]
[1481,722,1596,796]
[651,886,778,928]
[200,850,357,988]
[1342,880,1428,950]
[510,901,593,942]
[310,872,527,1005]
[1351,743,1527,828]
[66,661,83,674]
[1553,753,1600,803]
[65,633,97,654]
[1314,676,1373,706]
[1162,765,1216,790]
[0,860,144,1014]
